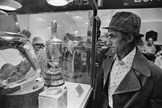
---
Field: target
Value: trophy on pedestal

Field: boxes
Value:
[44,20,64,87]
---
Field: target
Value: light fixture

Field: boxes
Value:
[0,0,22,11]
[46,0,74,6]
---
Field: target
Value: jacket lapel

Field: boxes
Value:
[113,49,151,95]
[114,68,141,95]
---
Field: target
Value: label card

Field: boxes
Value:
[75,84,84,97]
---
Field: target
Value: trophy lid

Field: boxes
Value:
[48,20,62,44]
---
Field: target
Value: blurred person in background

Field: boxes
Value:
[20,29,31,39]
[32,37,47,77]
[143,37,156,54]
[143,37,156,62]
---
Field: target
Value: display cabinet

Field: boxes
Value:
[0,0,99,108]
[17,10,94,85]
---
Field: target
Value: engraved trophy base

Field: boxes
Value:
[44,69,64,87]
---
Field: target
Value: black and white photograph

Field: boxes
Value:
[0,0,162,108]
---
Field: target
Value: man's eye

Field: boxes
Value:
[109,35,115,38]
[104,33,115,39]
[104,33,109,38]
[105,35,109,38]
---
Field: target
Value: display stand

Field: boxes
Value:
[39,81,92,108]
[65,82,92,108]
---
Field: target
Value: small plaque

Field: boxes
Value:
[75,84,84,97]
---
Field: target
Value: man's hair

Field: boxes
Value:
[21,29,31,39]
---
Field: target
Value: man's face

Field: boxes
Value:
[33,44,43,51]
[148,37,153,44]
[106,30,129,54]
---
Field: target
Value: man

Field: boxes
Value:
[92,11,162,108]
[143,37,156,62]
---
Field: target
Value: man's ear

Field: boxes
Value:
[127,34,134,43]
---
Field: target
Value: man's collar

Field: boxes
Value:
[107,48,151,77]
[114,48,136,65]
[122,48,136,63]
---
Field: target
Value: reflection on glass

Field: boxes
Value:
[61,33,91,84]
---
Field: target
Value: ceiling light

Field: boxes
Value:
[0,0,22,11]
[72,16,83,20]
[46,0,74,6]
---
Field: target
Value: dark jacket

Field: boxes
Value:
[92,48,162,108]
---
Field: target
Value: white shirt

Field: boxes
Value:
[108,48,136,108]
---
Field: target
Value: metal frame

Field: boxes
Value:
[87,0,98,87]
[88,0,98,10]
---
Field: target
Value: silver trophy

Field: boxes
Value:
[45,20,64,87]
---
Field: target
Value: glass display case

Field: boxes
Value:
[17,10,95,85]
[0,10,95,108]
[16,10,96,108]
[0,0,99,107]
